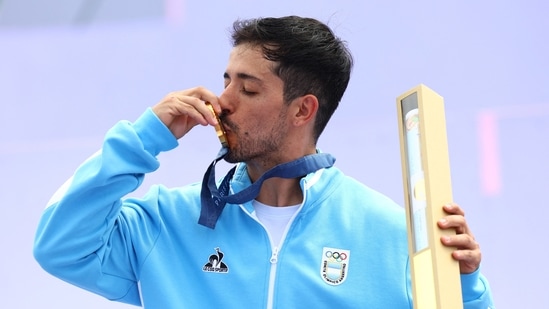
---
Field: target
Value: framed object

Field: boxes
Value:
[397,84,463,308]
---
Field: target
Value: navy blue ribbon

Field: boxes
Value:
[199,148,335,229]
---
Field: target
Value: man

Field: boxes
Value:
[34,16,494,308]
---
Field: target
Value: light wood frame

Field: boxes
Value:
[397,84,463,309]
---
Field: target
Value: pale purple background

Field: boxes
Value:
[1,0,547,308]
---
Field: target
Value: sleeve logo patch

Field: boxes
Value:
[202,247,229,273]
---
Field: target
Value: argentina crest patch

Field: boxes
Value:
[320,247,350,285]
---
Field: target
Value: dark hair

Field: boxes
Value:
[230,16,353,142]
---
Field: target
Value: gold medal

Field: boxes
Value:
[205,102,229,148]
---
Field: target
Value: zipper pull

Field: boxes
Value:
[270,247,279,264]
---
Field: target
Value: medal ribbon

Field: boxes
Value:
[199,147,335,228]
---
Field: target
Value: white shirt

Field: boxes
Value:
[252,200,300,247]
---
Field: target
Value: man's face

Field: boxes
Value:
[219,43,291,165]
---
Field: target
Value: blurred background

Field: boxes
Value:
[1,0,547,308]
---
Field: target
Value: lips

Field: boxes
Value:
[219,116,232,133]
[221,123,230,132]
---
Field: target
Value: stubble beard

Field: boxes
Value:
[223,129,283,164]
[223,110,288,165]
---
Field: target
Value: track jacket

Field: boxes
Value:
[34,108,494,308]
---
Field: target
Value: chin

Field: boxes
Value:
[223,146,256,164]
[223,150,240,164]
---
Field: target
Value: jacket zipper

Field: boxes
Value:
[266,246,279,309]
[241,178,311,309]
[265,181,309,309]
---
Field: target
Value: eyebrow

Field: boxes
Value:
[223,72,263,84]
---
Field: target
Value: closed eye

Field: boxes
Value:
[223,71,261,96]
[242,87,257,96]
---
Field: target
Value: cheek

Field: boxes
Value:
[248,113,278,130]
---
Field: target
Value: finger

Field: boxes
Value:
[163,92,216,126]
[455,248,482,273]
[191,86,219,104]
[184,86,221,114]
[201,102,224,127]
[159,94,208,126]
[441,234,481,274]
[206,97,222,114]
[441,234,479,251]
[182,100,213,126]
[437,215,468,234]
[442,203,465,216]
[453,250,481,274]
[180,87,221,125]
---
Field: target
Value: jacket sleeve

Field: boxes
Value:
[33,108,178,306]
[461,267,495,308]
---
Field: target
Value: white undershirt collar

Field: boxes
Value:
[252,200,300,247]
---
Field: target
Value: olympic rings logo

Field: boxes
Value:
[325,251,348,262]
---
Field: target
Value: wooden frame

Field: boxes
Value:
[396,84,463,308]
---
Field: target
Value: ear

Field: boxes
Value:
[292,94,319,127]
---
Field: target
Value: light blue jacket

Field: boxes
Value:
[34,108,494,308]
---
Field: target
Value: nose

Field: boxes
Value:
[218,87,235,116]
